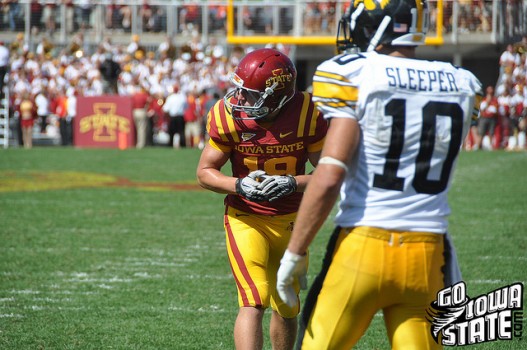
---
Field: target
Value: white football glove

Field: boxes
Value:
[276,249,308,308]
[235,170,269,202]
[257,175,297,202]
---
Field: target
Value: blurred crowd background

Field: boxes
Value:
[0,0,526,150]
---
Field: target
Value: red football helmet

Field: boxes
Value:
[224,48,297,120]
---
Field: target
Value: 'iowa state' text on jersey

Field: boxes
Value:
[206,91,328,215]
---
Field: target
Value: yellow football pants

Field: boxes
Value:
[224,206,302,318]
[299,226,444,350]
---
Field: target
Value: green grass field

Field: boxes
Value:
[0,147,526,349]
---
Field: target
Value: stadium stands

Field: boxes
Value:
[1,0,526,149]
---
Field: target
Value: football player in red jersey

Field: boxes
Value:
[196,48,327,350]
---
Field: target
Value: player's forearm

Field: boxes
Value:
[197,168,237,195]
[292,174,311,192]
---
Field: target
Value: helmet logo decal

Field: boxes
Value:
[356,0,391,10]
[266,69,292,91]
[393,22,408,33]
[231,73,244,87]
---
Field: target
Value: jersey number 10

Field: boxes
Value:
[373,98,464,195]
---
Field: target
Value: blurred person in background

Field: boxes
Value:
[65,88,77,145]
[0,41,9,99]
[19,91,35,148]
[34,87,50,134]
[497,85,513,149]
[183,88,201,148]
[99,53,121,94]
[147,90,166,145]
[162,84,187,148]
[132,84,152,149]
[478,85,499,150]
[53,88,69,145]
[200,90,220,147]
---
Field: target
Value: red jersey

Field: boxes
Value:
[207,91,327,215]
[132,90,150,109]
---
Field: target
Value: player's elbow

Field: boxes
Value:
[312,169,344,195]
[196,169,209,190]
[196,167,222,193]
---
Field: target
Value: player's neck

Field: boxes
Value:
[256,109,280,126]
[376,45,416,59]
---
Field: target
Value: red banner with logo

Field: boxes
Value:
[74,96,135,149]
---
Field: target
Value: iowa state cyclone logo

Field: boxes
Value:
[266,69,292,90]
[79,103,131,142]
[427,281,524,346]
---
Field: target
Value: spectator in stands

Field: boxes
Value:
[7,0,22,32]
[304,2,322,35]
[105,0,116,29]
[183,87,202,148]
[35,87,50,134]
[478,85,499,150]
[126,34,146,58]
[63,0,75,33]
[498,85,513,149]
[179,4,200,34]
[76,0,93,30]
[162,84,187,148]
[513,35,527,55]
[474,0,492,32]
[35,37,54,60]
[54,88,69,146]
[209,3,226,32]
[150,6,166,32]
[29,0,43,34]
[66,88,77,144]
[519,107,527,150]
[119,2,132,32]
[463,110,480,151]
[140,0,153,31]
[499,44,518,75]
[202,91,220,145]
[147,90,165,145]
[9,32,27,56]
[99,53,121,94]
[42,0,57,36]
[67,32,86,56]
[504,83,525,150]
[158,36,177,59]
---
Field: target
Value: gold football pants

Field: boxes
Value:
[298,226,444,350]
[224,206,302,318]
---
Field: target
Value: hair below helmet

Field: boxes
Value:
[337,0,429,53]
[224,48,297,120]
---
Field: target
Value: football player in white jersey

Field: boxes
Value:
[276,0,483,349]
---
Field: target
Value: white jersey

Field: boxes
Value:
[313,51,483,233]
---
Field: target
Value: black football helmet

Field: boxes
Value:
[337,0,429,53]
